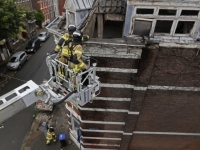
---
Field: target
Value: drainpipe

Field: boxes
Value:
[79,136,82,150]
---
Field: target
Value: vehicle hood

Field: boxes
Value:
[38,36,45,40]
[7,62,19,67]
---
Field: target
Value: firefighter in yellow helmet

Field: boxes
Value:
[46,125,57,145]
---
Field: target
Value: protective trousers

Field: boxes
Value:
[46,131,57,144]
[58,56,67,75]
[57,45,71,82]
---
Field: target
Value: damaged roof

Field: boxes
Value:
[127,0,200,5]
[64,0,95,11]
[98,0,127,14]
[128,0,200,2]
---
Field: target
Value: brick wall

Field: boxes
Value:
[128,46,200,150]
[77,40,144,149]
[58,0,65,16]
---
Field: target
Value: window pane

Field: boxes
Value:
[154,20,173,33]
[136,8,154,14]
[0,100,3,105]
[175,21,195,34]
[5,93,17,101]
[158,9,177,16]
[181,10,199,16]
[133,20,152,36]
[18,86,30,93]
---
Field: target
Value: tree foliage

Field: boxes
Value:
[35,10,45,28]
[0,0,25,40]
[17,4,36,21]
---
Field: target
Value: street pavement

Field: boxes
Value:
[0,28,79,150]
[22,103,79,150]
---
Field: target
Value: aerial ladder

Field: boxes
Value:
[0,49,101,123]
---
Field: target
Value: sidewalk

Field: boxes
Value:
[21,101,79,150]
[0,59,8,87]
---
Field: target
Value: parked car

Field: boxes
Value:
[38,32,49,42]
[25,38,41,53]
[7,51,29,70]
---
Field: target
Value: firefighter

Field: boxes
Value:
[55,24,76,79]
[46,125,57,145]
[69,30,87,72]
[68,31,90,87]
[55,25,89,80]
[54,24,76,53]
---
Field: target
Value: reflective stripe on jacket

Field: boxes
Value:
[60,46,70,57]
[46,130,56,140]
[69,44,86,72]
[54,33,72,52]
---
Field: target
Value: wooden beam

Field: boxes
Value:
[104,14,125,21]
[97,14,103,39]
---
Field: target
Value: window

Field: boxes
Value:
[68,12,75,25]
[0,100,3,105]
[133,19,153,36]
[158,9,177,16]
[20,53,25,60]
[43,1,45,8]
[11,37,19,45]
[181,10,199,16]
[72,116,81,142]
[175,21,195,34]
[5,93,17,101]
[40,1,43,8]
[18,86,30,93]
[9,57,18,62]
[136,8,154,14]
[154,20,173,33]
[36,40,40,45]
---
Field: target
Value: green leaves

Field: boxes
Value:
[35,10,45,28]
[0,0,29,40]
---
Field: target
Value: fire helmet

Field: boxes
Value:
[68,24,76,34]
[72,30,82,44]
[49,125,54,132]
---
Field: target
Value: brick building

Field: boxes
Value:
[58,0,66,16]
[31,0,55,26]
[47,0,200,149]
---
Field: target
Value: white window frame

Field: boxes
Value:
[153,19,175,36]
[173,20,197,37]
[131,18,153,37]
[156,8,178,17]
[179,8,200,18]
[40,0,43,9]
[132,6,200,37]
[134,6,156,17]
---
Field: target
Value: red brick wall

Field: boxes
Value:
[58,0,66,15]
[37,0,55,23]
